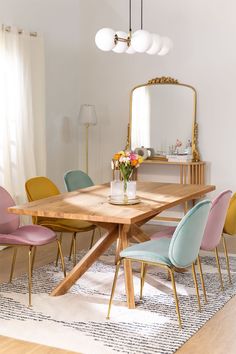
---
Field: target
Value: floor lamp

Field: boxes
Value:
[79,104,97,174]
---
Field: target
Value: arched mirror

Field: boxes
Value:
[127,77,200,161]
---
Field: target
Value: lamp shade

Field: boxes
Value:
[131,30,152,53]
[158,37,173,56]
[95,28,115,51]
[146,34,162,55]
[79,104,97,125]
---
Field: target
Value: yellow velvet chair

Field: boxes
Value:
[223,192,236,283]
[25,176,96,266]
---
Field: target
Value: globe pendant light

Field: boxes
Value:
[158,36,173,56]
[147,34,162,55]
[95,28,116,51]
[132,29,152,53]
[95,0,173,56]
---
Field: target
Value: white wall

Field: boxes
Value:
[1,0,236,195]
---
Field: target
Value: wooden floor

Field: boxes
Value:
[0,227,236,354]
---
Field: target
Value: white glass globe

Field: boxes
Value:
[158,37,173,56]
[146,34,162,55]
[126,44,136,54]
[112,31,128,53]
[131,30,152,53]
[95,28,115,51]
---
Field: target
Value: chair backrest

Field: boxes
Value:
[168,200,211,268]
[0,186,20,233]
[64,170,94,192]
[201,190,232,250]
[224,192,236,235]
[25,176,60,201]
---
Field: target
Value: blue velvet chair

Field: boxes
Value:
[107,200,212,328]
[64,170,97,252]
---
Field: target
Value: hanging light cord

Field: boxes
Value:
[141,0,143,30]
[129,0,132,32]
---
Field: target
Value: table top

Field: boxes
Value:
[8,182,215,225]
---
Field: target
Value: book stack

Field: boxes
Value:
[166,154,193,163]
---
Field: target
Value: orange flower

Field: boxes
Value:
[113,153,121,160]
[131,159,138,167]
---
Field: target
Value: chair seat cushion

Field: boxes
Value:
[36,217,95,232]
[150,226,176,240]
[0,225,56,246]
[120,238,172,266]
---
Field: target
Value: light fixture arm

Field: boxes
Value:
[114,0,132,46]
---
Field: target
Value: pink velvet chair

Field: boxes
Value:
[151,190,232,300]
[0,186,66,306]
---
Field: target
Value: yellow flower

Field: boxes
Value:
[138,156,143,164]
[118,150,125,156]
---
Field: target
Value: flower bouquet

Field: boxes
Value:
[111,150,143,202]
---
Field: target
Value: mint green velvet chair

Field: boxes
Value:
[107,200,212,328]
[64,169,97,252]
[64,170,94,192]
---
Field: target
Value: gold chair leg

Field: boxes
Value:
[192,262,201,311]
[169,268,182,328]
[215,247,224,290]
[73,233,77,267]
[140,262,147,300]
[57,239,66,277]
[28,246,32,307]
[9,247,17,283]
[107,260,121,320]
[89,229,96,250]
[222,234,232,283]
[56,232,63,266]
[31,246,37,275]
[197,255,207,303]
[69,232,75,260]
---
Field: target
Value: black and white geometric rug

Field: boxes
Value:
[0,249,235,354]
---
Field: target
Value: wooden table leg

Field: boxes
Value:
[50,224,118,296]
[120,224,135,309]
[130,224,150,243]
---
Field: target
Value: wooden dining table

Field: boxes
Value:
[8,181,215,309]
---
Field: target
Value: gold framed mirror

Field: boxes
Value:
[126,76,200,162]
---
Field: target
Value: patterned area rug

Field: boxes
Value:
[0,249,235,354]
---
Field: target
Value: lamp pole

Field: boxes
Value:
[85,123,89,174]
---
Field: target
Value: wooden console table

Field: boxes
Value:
[138,160,205,184]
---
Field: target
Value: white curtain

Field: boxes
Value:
[0,27,46,203]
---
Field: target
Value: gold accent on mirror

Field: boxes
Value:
[127,76,200,162]
[193,122,200,162]
[148,76,179,85]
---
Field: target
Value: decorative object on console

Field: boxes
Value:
[95,0,172,55]
[78,104,97,174]
[110,150,143,203]
[134,147,149,160]
[166,154,193,163]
